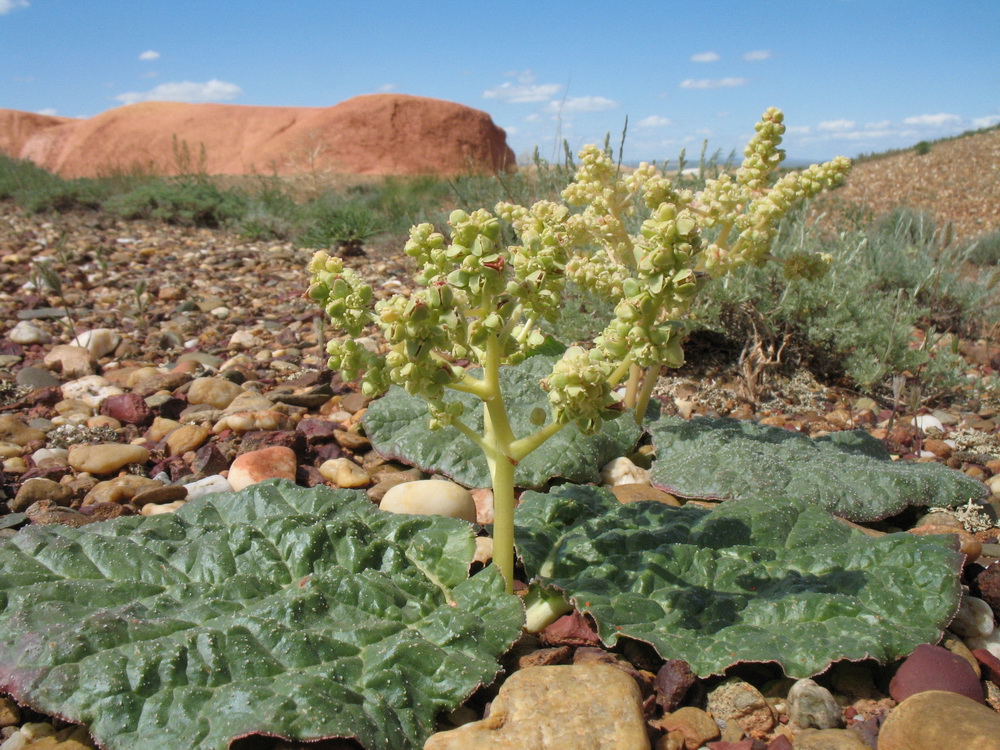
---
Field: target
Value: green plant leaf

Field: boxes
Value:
[0,480,523,750]
[363,355,643,488]
[515,484,963,678]
[648,416,987,521]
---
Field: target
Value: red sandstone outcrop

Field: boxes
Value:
[0,110,72,162]
[3,94,514,178]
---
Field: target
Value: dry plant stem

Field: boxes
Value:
[634,364,661,424]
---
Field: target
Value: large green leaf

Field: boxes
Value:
[649,416,987,521]
[363,355,644,488]
[0,480,523,750]
[516,484,963,678]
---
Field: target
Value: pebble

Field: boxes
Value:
[651,706,719,747]
[140,499,186,515]
[70,328,120,358]
[165,424,211,456]
[317,458,371,488]
[787,678,842,729]
[227,446,297,491]
[889,643,984,704]
[186,377,244,409]
[792,729,870,749]
[0,416,46,446]
[908,525,982,565]
[60,375,122,409]
[379,479,477,522]
[0,721,94,750]
[423,664,650,749]
[183,474,233,499]
[7,320,52,345]
[600,456,650,486]
[67,443,150,475]
[81,475,165,506]
[705,678,775,739]
[10,478,74,512]
[610,484,681,505]
[950,593,995,639]
[14,365,60,390]
[877,689,1000,750]
[43,345,97,379]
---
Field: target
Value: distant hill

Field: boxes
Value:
[0,95,515,178]
[816,127,1000,240]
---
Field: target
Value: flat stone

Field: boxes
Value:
[424,664,650,750]
[16,365,61,390]
[227,446,297,491]
[0,415,46,446]
[183,474,233,499]
[82,475,164,506]
[71,328,121,358]
[793,728,870,749]
[379,479,477,522]
[99,393,152,426]
[653,706,720,748]
[610,483,681,505]
[68,443,150,475]
[878,690,1000,750]
[8,320,52,345]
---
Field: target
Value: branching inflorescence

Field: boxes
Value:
[308,107,850,592]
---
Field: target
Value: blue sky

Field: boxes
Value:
[2,0,998,164]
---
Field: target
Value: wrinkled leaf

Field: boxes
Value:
[649,416,987,521]
[363,355,643,488]
[516,484,963,678]
[0,480,523,750]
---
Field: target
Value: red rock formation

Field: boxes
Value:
[5,94,514,178]
[0,110,72,162]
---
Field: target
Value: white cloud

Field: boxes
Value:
[818,119,856,131]
[638,115,672,127]
[138,50,160,61]
[483,80,561,103]
[743,50,772,61]
[865,120,891,129]
[376,83,396,92]
[0,0,29,14]
[973,114,1000,128]
[679,77,748,90]
[523,113,540,123]
[785,125,812,135]
[545,96,618,113]
[115,79,243,105]
[36,108,57,116]
[690,51,720,63]
[903,113,961,127]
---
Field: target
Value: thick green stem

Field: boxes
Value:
[623,363,642,409]
[481,335,519,593]
[634,363,661,424]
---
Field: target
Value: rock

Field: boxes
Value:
[8,320,52,345]
[67,443,150,475]
[423,664,649,749]
[540,613,602,647]
[600,456,651,486]
[60,375,122,408]
[975,562,1000,613]
[317,457,370,488]
[165,424,211,456]
[43,345,97,378]
[941,631,982,676]
[70,328,120,358]
[908,525,982,565]
[140,500,186,515]
[610,483,681,505]
[16,95,514,178]
[10,478,75,512]
[792,728,870,749]
[974,647,1000,685]
[183,474,233,500]
[15,365,61,390]
[654,659,697,712]
[787,678,842,729]
[0,721,94,749]
[950,594,995,639]
[0,415,46,446]
[378,479,477,522]
[653,706,719,748]
[705,678,775,739]
[471,487,494,524]
[877,690,1000,750]
[366,469,423,503]
[0,694,20,726]
[186,377,244,409]
[81,475,163,506]
[889,643,984,703]
[966,628,1000,660]
[99,393,151,426]
[227,446,297,491]
[212,409,296,433]
[25,500,92,527]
